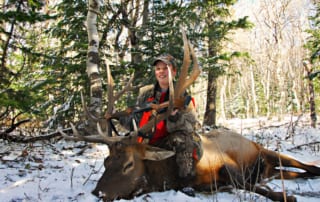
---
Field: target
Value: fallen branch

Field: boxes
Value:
[0,128,71,143]
[0,119,31,135]
[290,191,320,198]
[287,141,320,151]
[244,114,309,131]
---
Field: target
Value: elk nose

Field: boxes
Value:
[92,189,116,202]
[91,189,105,198]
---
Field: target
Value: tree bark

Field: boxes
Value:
[86,0,103,117]
[219,76,227,121]
[121,0,149,64]
[203,6,219,127]
[303,61,317,128]
[204,69,218,126]
[249,65,258,117]
[1,0,23,84]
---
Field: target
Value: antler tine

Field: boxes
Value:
[97,123,127,143]
[81,91,100,122]
[133,113,168,135]
[175,29,201,99]
[100,60,135,137]
[114,73,134,102]
[59,123,111,144]
[167,64,175,114]
[106,61,115,115]
[105,61,134,113]
[175,29,190,99]
[181,41,201,91]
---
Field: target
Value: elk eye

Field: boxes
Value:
[115,142,123,149]
[123,161,134,174]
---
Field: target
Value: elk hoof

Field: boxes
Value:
[286,196,297,202]
[181,187,195,197]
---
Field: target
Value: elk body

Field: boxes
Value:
[90,128,320,202]
[59,31,320,202]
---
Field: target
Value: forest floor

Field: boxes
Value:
[1,115,320,202]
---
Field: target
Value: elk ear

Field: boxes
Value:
[143,146,175,161]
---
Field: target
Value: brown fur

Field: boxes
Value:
[92,128,320,202]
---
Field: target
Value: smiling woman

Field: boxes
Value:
[153,54,177,91]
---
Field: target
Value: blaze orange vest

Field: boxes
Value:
[137,92,168,144]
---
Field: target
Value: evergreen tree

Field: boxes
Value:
[197,0,252,126]
[305,1,320,127]
[306,2,320,64]
[0,0,53,133]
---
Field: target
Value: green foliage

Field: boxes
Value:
[198,0,253,79]
[304,1,320,118]
[305,2,320,64]
[40,0,89,125]
[0,0,54,121]
[0,0,253,130]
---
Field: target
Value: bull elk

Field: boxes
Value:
[59,30,320,202]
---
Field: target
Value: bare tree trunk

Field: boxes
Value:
[289,22,307,114]
[219,76,227,121]
[1,0,23,82]
[203,16,218,126]
[204,69,218,126]
[0,0,6,45]
[87,0,103,119]
[249,64,258,117]
[287,55,301,112]
[277,60,286,120]
[266,66,271,118]
[121,0,149,64]
[303,61,317,128]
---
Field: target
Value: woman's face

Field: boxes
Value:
[154,61,176,89]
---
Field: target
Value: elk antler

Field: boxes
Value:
[58,123,125,144]
[175,29,201,100]
[81,91,99,122]
[105,61,135,114]
[79,60,134,133]
[104,61,134,136]
[59,59,134,144]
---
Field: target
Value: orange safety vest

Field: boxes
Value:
[137,92,168,144]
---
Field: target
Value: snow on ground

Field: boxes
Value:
[1,115,320,202]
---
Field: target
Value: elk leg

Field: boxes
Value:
[261,149,320,179]
[218,164,296,202]
[243,183,297,202]
[217,158,264,187]
[267,167,320,179]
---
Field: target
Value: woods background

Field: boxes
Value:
[0,0,319,138]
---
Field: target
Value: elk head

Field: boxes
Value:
[91,135,175,201]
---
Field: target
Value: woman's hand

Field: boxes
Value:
[168,109,180,122]
[171,109,179,116]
